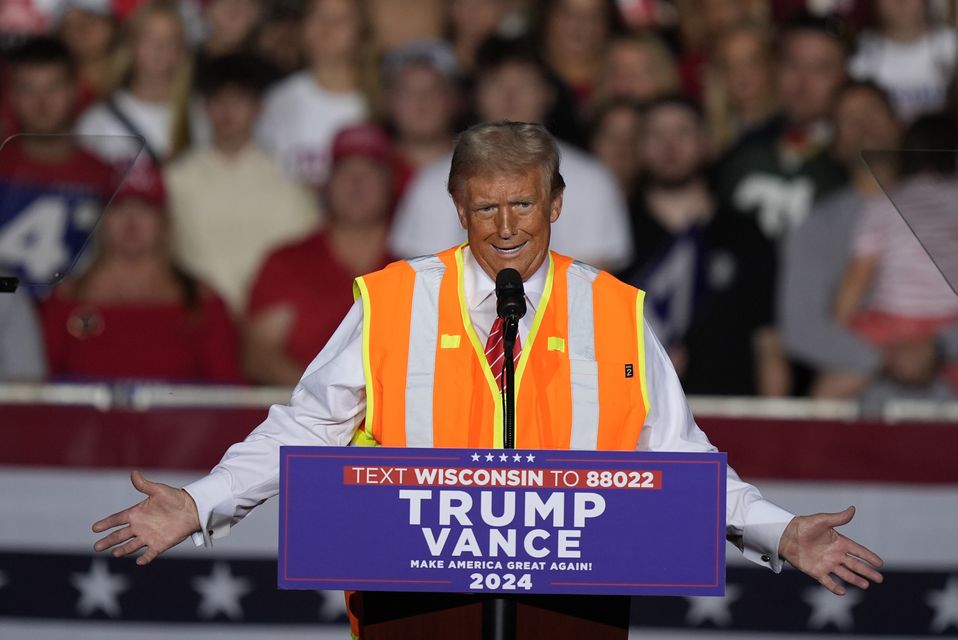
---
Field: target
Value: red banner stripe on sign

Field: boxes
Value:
[3,405,958,484]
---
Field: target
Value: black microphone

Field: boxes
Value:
[495,268,527,322]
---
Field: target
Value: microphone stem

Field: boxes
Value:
[502,317,518,450]
[490,317,519,640]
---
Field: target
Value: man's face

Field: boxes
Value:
[11,64,77,135]
[206,87,260,148]
[777,31,846,126]
[133,12,184,81]
[475,62,553,124]
[641,104,707,186]
[603,41,660,103]
[327,156,393,226]
[388,65,457,140]
[455,167,561,281]
[716,30,772,111]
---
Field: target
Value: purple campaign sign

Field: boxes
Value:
[278,447,726,597]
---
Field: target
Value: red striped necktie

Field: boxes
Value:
[484,316,522,390]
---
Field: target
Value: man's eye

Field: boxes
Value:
[477,205,495,214]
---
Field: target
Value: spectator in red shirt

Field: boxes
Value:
[41,161,242,383]
[0,37,115,287]
[243,124,395,386]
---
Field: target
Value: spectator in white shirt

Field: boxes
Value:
[76,0,209,164]
[254,0,372,188]
[390,36,633,271]
[849,0,957,123]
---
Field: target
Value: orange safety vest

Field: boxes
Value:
[351,245,651,450]
[345,246,652,637]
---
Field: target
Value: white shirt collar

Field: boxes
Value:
[462,245,550,313]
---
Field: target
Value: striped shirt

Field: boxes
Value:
[853,175,958,318]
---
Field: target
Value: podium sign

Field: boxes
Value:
[279,447,726,597]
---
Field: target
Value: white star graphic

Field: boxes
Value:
[73,202,101,230]
[803,586,862,631]
[499,453,509,462]
[927,575,958,632]
[471,453,481,462]
[526,454,535,462]
[71,559,129,618]
[513,454,522,462]
[317,590,348,621]
[192,562,253,620]
[684,584,742,627]
[485,453,494,462]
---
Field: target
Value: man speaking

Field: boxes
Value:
[92,122,883,619]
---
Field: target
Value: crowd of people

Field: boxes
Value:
[0,0,957,406]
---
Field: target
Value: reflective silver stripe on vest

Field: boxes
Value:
[404,256,445,447]
[567,262,600,450]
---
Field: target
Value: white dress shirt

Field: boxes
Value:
[185,248,795,571]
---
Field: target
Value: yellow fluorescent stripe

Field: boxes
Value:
[455,246,504,447]
[355,276,376,441]
[440,334,461,349]
[635,289,650,413]
[547,336,565,352]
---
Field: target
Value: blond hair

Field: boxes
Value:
[448,121,565,202]
[109,0,194,160]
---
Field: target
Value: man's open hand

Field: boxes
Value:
[779,506,884,595]
[92,470,201,565]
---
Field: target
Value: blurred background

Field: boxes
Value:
[1,0,957,637]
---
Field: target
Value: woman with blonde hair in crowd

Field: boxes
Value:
[76,0,207,164]
[255,0,377,188]
[591,31,680,109]
[704,23,778,154]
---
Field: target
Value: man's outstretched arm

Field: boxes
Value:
[92,471,201,565]
[779,505,884,595]
[92,302,368,564]
[639,315,884,591]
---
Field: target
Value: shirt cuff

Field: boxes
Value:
[183,471,236,548]
[741,498,795,573]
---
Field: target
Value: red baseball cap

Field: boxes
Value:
[113,159,166,209]
[331,124,394,166]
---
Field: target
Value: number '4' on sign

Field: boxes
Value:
[0,197,98,282]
